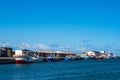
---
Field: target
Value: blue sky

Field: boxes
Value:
[0,0,120,54]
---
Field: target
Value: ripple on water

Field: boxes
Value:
[0,59,120,80]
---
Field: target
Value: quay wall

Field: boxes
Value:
[0,57,15,64]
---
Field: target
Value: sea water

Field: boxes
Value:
[0,58,120,80]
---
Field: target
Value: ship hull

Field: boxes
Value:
[15,57,33,64]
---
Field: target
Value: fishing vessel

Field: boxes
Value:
[32,54,43,63]
[15,49,33,64]
[47,53,58,62]
[64,55,76,61]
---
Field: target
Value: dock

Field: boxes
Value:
[0,57,15,64]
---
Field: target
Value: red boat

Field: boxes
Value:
[15,49,33,64]
[15,56,33,64]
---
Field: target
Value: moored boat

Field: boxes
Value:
[47,53,58,62]
[15,56,33,64]
[64,55,76,61]
[15,49,33,64]
[32,55,43,63]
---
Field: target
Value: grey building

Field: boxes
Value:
[0,47,13,57]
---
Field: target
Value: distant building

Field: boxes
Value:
[0,47,13,57]
[99,50,106,54]
[77,52,87,57]
[37,50,76,58]
[86,50,96,57]
[78,50,111,59]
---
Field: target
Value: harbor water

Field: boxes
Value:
[0,58,120,80]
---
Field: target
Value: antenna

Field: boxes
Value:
[80,41,83,53]
[20,42,25,49]
[80,40,86,53]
